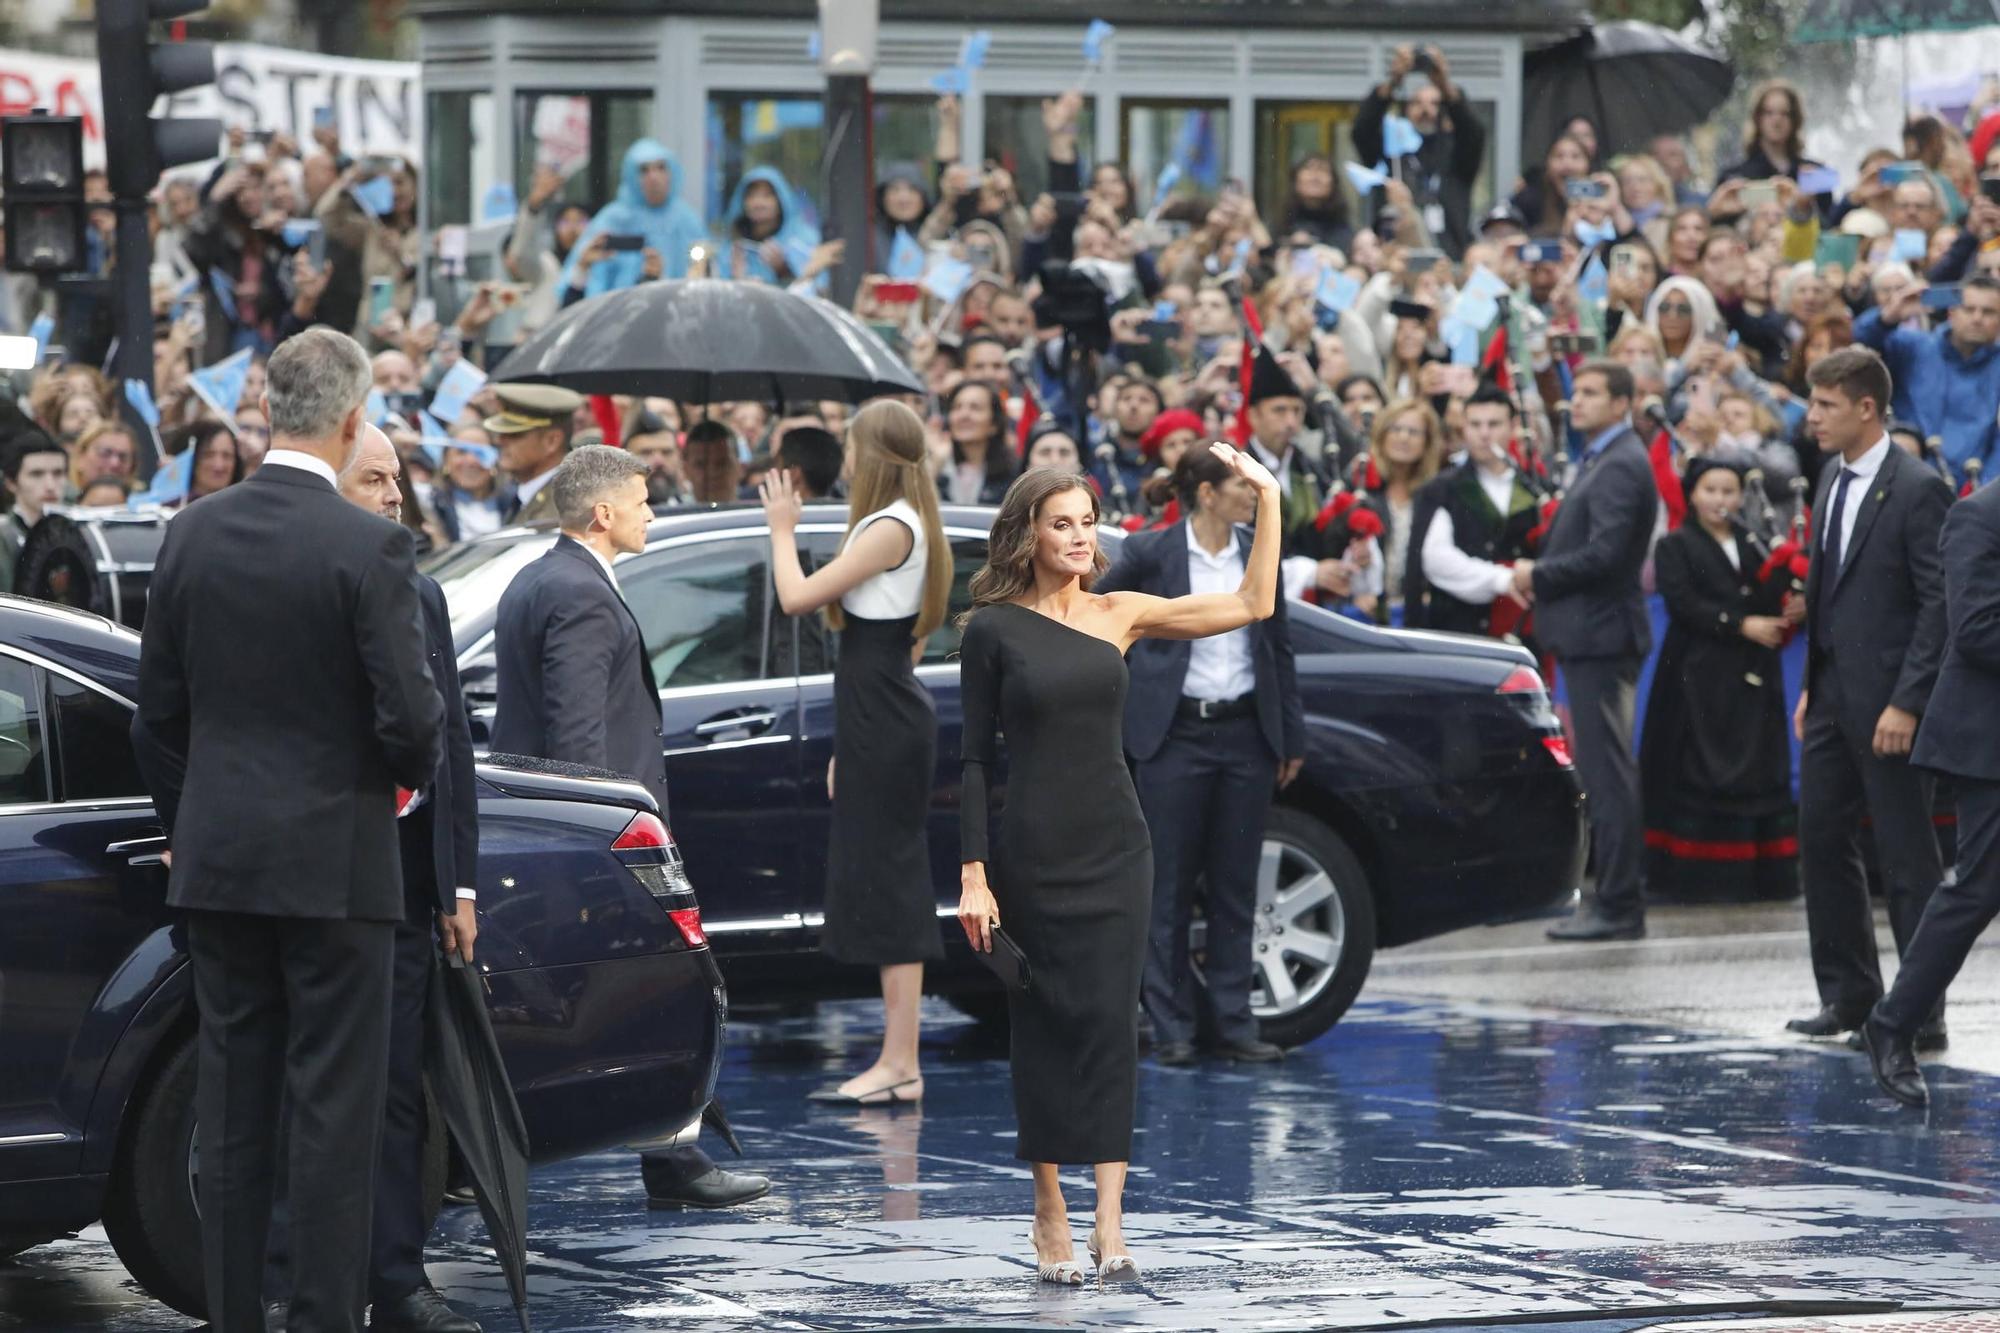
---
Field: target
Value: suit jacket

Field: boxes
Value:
[1912,478,1999,780]
[1095,520,1306,765]
[489,535,668,812]
[1531,427,1656,661]
[405,575,478,916]
[132,463,444,922]
[1804,440,1949,733]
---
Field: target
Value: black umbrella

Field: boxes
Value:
[1524,20,1734,160]
[490,279,924,404]
[427,955,533,1333]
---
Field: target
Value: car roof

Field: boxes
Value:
[0,595,141,699]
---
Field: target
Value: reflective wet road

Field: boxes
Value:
[6,968,1998,1332]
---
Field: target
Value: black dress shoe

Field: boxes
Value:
[1786,1005,1867,1038]
[265,1300,288,1333]
[1860,1018,1928,1109]
[1215,1037,1285,1063]
[1545,907,1645,941]
[1153,1041,1197,1067]
[369,1285,482,1332]
[440,1184,477,1208]
[646,1165,771,1209]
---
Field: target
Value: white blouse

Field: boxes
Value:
[841,498,927,620]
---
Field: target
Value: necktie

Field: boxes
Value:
[1822,467,1856,591]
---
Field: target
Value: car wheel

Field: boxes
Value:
[101,1035,207,1319]
[1191,806,1376,1050]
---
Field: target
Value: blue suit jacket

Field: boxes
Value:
[1913,478,2000,781]
[1095,520,1306,764]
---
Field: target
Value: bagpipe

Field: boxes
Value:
[1750,475,1812,632]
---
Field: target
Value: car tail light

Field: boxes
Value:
[613,811,669,850]
[669,907,707,948]
[1543,735,1574,768]
[1497,666,1546,695]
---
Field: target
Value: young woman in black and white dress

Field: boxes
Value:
[762,399,953,1104]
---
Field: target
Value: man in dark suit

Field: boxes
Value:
[264,424,483,1331]
[1097,461,1306,1065]
[1861,471,2000,1106]
[132,328,444,1333]
[1513,360,1657,941]
[489,445,767,1209]
[1790,346,1950,1044]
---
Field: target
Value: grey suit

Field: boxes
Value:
[1800,440,1950,1020]
[1532,426,1657,920]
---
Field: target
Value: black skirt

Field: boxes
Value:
[821,613,944,965]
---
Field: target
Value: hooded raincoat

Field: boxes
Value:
[716,166,821,285]
[560,139,707,298]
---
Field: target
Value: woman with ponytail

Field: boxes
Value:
[761,400,955,1104]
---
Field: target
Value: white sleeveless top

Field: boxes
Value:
[840,498,927,620]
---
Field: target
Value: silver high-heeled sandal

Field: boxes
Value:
[1088,1229,1141,1283]
[1034,1233,1084,1286]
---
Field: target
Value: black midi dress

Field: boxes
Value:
[958,603,1152,1165]
[820,500,944,965]
[1639,521,1798,901]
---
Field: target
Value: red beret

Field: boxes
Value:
[1140,408,1205,457]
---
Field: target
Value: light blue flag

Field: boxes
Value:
[366,387,390,426]
[419,411,501,469]
[1315,269,1360,315]
[1382,114,1425,160]
[1440,316,1483,367]
[1797,165,1839,196]
[959,30,991,70]
[27,314,51,362]
[352,175,395,218]
[1153,161,1183,204]
[1082,19,1115,65]
[1343,161,1388,194]
[1577,254,1608,304]
[133,447,193,506]
[280,218,320,249]
[886,228,925,280]
[208,268,238,324]
[123,378,160,429]
[1891,228,1928,263]
[929,66,969,97]
[1448,289,1500,336]
[427,357,488,425]
[1462,265,1511,302]
[480,183,519,223]
[922,257,974,303]
[188,348,252,421]
[806,29,821,60]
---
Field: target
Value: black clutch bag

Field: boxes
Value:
[977,926,1032,993]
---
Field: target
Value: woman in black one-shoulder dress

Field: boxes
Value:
[957,449,1283,1286]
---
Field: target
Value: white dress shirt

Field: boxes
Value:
[1248,439,1296,496]
[1716,535,1740,572]
[1822,435,1890,567]
[578,539,619,588]
[1418,466,1520,603]
[259,448,338,489]
[1183,523,1256,702]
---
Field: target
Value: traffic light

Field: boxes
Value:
[1,112,87,273]
[95,0,223,201]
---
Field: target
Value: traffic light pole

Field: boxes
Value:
[111,194,159,474]
[822,72,873,310]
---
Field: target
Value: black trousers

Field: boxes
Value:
[186,910,394,1333]
[1798,670,1942,1019]
[1134,713,1278,1046]
[1876,773,1998,1036]
[1562,655,1645,918]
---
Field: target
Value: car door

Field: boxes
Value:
[792,525,989,939]
[615,532,802,931]
[0,655,165,1181]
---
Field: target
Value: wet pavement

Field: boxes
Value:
[7,904,2000,1332]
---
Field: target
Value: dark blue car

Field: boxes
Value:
[0,597,725,1317]
[426,502,1586,1048]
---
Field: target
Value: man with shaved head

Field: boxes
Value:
[265,423,485,1332]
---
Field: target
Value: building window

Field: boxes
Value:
[983,95,1095,204]
[704,92,937,232]
[513,91,655,221]
[1255,96,1498,234]
[425,90,494,227]
[1121,100,1230,213]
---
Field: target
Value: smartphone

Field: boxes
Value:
[602,233,647,252]
[1137,319,1181,342]
[1610,248,1637,272]
[1406,248,1446,274]
[1548,331,1600,356]
[1982,175,2000,206]
[362,155,401,176]
[1152,300,1178,321]
[367,276,395,327]
[1521,241,1565,265]
[409,297,437,329]
[1564,178,1607,202]
[873,280,921,303]
[308,227,327,268]
[1740,181,1779,208]
[1881,160,1925,186]
[1922,283,1963,311]
[313,105,335,132]
[1412,49,1436,76]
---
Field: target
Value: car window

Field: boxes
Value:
[785,529,987,670]
[618,537,772,689]
[0,656,48,804]
[51,675,145,800]
[920,534,988,664]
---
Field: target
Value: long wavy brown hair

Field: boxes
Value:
[829,399,952,640]
[959,467,1109,628]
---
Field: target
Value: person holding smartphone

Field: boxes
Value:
[1352,43,1488,258]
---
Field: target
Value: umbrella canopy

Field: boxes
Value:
[428,956,534,1333]
[1795,0,2000,41]
[1524,20,1734,160]
[490,279,925,404]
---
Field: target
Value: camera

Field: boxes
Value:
[1034,260,1114,353]
[1412,49,1436,76]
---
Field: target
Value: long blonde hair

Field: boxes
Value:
[959,468,1108,629]
[1367,398,1445,492]
[831,399,952,640]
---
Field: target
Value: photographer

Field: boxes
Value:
[1353,44,1488,259]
